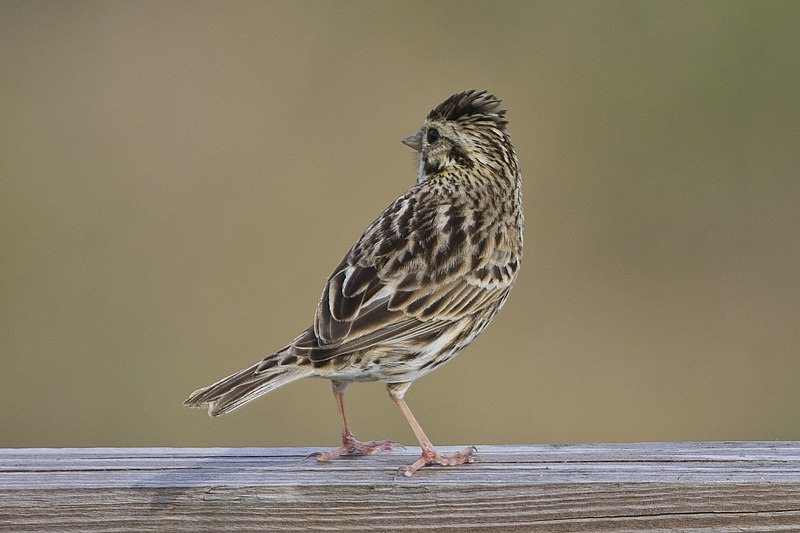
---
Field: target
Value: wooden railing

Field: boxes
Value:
[2,442,799,531]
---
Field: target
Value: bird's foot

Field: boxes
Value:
[402,445,477,477]
[307,434,400,461]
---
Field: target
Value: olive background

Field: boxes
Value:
[2,1,799,448]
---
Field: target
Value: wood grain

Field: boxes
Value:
[2,442,799,531]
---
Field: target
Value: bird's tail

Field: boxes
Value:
[184,355,313,416]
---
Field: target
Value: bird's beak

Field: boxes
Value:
[401,132,423,152]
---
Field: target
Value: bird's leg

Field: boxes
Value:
[310,381,397,461]
[388,383,476,477]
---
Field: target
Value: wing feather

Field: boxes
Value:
[303,186,520,363]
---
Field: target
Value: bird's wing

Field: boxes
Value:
[298,190,521,362]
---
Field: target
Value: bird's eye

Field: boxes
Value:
[426,128,440,144]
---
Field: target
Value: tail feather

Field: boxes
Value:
[184,357,313,416]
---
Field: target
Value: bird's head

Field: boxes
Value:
[402,90,510,185]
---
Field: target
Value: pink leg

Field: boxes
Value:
[389,383,476,477]
[309,381,397,461]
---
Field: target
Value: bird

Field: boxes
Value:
[184,90,523,476]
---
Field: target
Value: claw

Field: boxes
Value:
[402,446,477,477]
[303,451,323,462]
[309,437,398,462]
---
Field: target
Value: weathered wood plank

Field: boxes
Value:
[1,442,799,531]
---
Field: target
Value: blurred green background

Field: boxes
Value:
[2,1,799,449]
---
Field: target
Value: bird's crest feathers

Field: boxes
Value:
[427,90,507,130]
